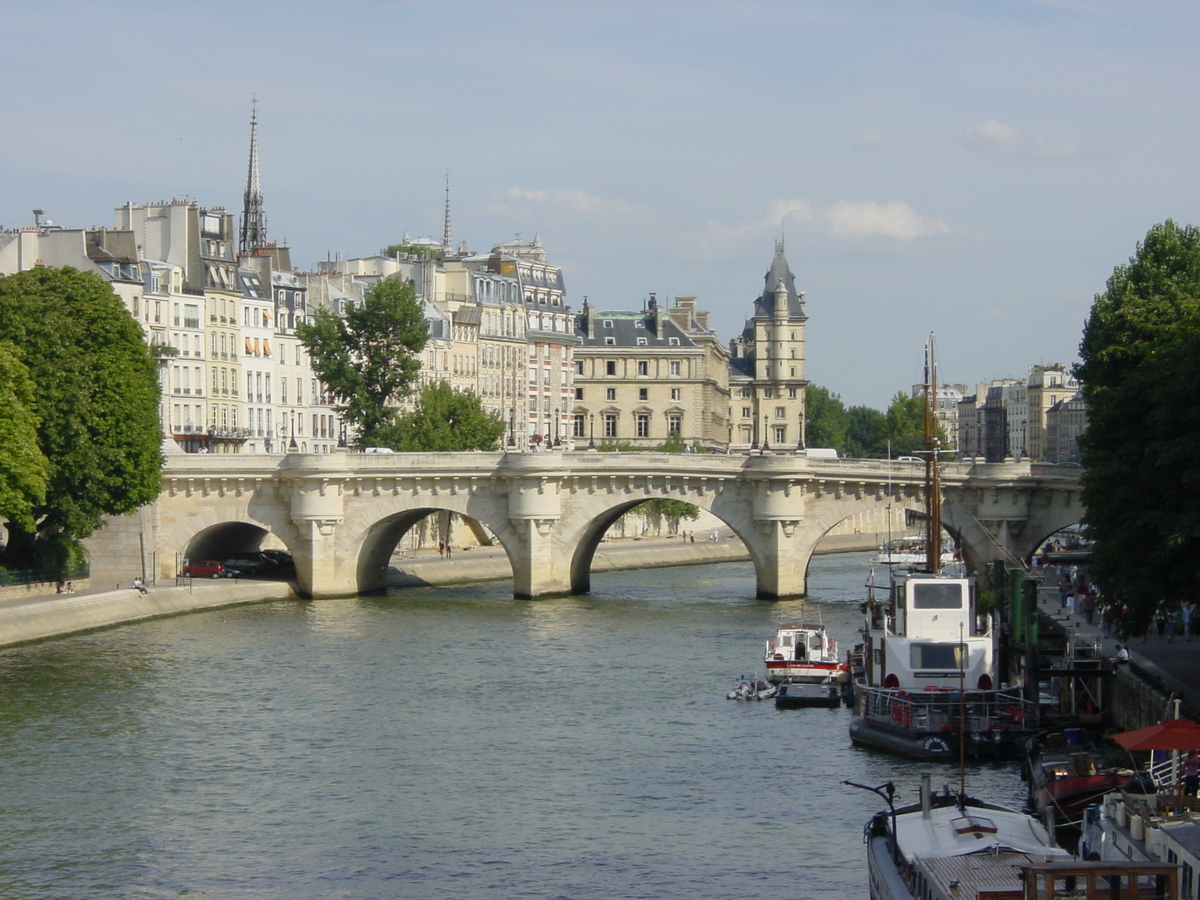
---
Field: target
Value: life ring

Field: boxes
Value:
[890,691,912,728]
[772,653,784,661]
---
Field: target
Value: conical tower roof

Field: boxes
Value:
[752,240,805,318]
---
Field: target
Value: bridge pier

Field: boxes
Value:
[121,455,1081,603]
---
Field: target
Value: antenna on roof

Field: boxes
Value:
[442,171,451,252]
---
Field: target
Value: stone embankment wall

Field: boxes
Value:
[0,581,294,648]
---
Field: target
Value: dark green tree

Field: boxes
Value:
[805,384,849,452]
[846,405,888,458]
[1076,220,1200,632]
[884,391,929,457]
[380,380,505,451]
[297,277,428,447]
[0,268,162,567]
[0,342,49,535]
[630,434,701,535]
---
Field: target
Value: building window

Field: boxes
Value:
[636,414,650,438]
[604,414,617,438]
[668,338,679,346]
[576,360,584,375]
[776,406,786,419]
[742,407,752,418]
[669,361,681,376]
[774,426,786,444]
[637,338,647,345]
[606,388,617,401]
[605,337,615,345]
[575,387,583,400]
[638,388,648,401]
[670,388,680,401]
[603,320,613,328]
[764,388,773,399]
[606,361,617,376]
[668,415,682,435]
[574,415,585,438]
[789,388,797,399]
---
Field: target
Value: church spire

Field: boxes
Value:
[239,97,267,253]
[442,171,452,253]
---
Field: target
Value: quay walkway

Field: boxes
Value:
[1036,584,1200,723]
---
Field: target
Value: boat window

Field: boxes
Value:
[950,815,997,835]
[910,643,965,670]
[809,635,822,650]
[780,635,793,648]
[911,582,963,609]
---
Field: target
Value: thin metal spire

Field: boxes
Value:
[442,171,451,253]
[240,97,267,253]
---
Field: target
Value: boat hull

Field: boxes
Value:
[775,681,843,708]
[849,716,956,760]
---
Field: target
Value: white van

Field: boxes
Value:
[804,448,839,459]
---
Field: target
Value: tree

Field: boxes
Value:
[297,277,428,447]
[0,343,49,535]
[0,268,162,567]
[846,405,888,458]
[1076,220,1200,633]
[631,434,701,535]
[380,380,505,451]
[805,384,849,451]
[884,391,930,457]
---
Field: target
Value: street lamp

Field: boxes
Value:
[588,413,596,450]
[762,414,771,454]
[796,411,806,453]
[553,407,561,448]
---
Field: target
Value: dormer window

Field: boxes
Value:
[669,338,679,346]
[605,337,615,345]
[635,321,644,328]
[603,320,613,328]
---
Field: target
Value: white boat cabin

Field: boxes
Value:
[865,572,997,692]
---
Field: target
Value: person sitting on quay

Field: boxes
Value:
[132,576,150,595]
[1113,644,1131,666]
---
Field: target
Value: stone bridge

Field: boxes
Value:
[131,453,1082,599]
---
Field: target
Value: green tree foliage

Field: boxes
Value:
[1076,220,1200,632]
[296,277,428,447]
[805,384,849,451]
[846,405,888,458]
[0,268,162,566]
[884,391,931,457]
[0,343,49,533]
[380,380,505,451]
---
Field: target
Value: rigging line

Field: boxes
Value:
[965,513,1029,570]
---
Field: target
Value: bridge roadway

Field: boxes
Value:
[133,452,1082,599]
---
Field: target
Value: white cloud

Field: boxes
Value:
[506,186,634,216]
[962,119,1078,159]
[824,200,950,240]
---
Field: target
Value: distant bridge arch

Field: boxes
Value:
[142,453,1082,599]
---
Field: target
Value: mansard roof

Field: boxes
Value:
[575,309,698,349]
[752,242,806,319]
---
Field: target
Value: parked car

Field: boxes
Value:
[259,549,294,572]
[222,558,261,577]
[181,560,226,578]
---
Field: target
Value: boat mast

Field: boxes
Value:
[923,334,943,574]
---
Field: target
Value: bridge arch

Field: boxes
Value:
[141,454,1082,599]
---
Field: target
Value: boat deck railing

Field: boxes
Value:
[858,685,1034,733]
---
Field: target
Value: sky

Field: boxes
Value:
[3,0,1198,409]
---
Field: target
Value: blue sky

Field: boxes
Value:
[4,0,1198,408]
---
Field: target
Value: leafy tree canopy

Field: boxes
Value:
[379,380,505,452]
[846,405,888,458]
[805,384,849,451]
[297,277,428,447]
[1076,220,1200,632]
[0,267,162,566]
[0,342,49,533]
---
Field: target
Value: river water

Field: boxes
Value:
[0,551,1025,899]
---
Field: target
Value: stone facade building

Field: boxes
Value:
[572,294,729,450]
[728,242,808,452]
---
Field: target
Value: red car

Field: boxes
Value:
[181,560,226,578]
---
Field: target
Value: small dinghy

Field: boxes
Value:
[726,675,777,701]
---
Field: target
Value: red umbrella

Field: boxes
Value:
[1112,718,1200,752]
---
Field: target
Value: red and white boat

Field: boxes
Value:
[764,621,845,685]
